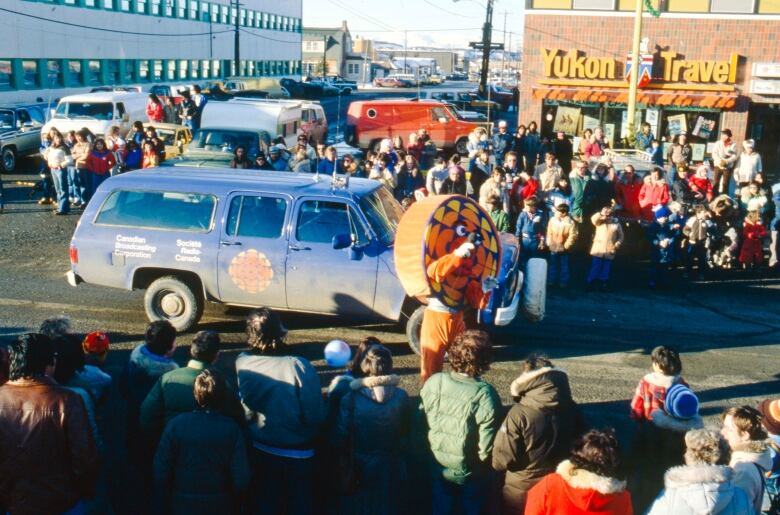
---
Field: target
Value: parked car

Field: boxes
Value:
[144,123,192,158]
[0,103,49,173]
[66,170,543,352]
[427,74,444,85]
[418,90,500,115]
[324,76,358,94]
[42,91,146,139]
[280,78,324,100]
[373,77,410,88]
[306,80,341,96]
[346,99,484,155]
[472,84,515,111]
[184,127,271,161]
[445,72,469,81]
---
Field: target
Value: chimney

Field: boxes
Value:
[341,20,348,31]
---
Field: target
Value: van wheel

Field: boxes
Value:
[144,276,203,332]
[1,147,16,173]
[405,305,425,355]
[455,137,469,155]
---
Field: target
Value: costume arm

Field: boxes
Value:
[426,253,469,283]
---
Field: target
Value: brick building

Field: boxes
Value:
[520,0,780,177]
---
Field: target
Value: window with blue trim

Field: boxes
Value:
[88,60,101,85]
[139,60,150,81]
[47,60,63,87]
[164,0,173,16]
[120,0,131,12]
[108,60,120,83]
[137,0,147,14]
[0,61,11,91]
[151,0,161,15]
[200,1,209,21]
[177,0,186,18]
[189,0,197,19]
[68,60,82,86]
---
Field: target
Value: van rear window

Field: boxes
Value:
[95,190,216,232]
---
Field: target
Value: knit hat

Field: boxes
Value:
[759,399,780,435]
[654,206,671,220]
[665,384,699,419]
[82,331,110,355]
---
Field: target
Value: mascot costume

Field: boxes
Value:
[395,195,502,381]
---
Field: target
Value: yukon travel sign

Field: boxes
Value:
[540,48,740,90]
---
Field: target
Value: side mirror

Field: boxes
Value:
[438,117,448,124]
[332,233,352,250]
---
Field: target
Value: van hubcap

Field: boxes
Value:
[160,293,184,317]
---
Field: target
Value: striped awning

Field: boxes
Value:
[532,86,738,110]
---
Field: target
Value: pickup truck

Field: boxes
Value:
[0,103,49,173]
[324,77,357,94]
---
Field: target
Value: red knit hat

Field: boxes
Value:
[759,399,780,435]
[82,331,110,355]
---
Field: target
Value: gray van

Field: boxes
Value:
[67,168,540,352]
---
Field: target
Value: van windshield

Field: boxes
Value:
[0,110,14,129]
[359,187,403,247]
[54,102,113,120]
[189,129,268,157]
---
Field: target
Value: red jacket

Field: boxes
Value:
[743,219,767,242]
[146,102,164,123]
[583,140,606,160]
[86,150,116,176]
[510,177,539,211]
[688,176,713,201]
[525,460,633,515]
[614,176,643,220]
[630,372,687,422]
[638,180,670,221]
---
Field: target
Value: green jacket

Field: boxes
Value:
[420,372,501,485]
[140,360,243,443]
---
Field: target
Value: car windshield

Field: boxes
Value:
[189,129,261,155]
[359,186,403,247]
[0,110,13,129]
[54,102,113,120]
[155,129,176,146]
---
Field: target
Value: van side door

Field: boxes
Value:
[216,192,291,309]
[285,197,378,316]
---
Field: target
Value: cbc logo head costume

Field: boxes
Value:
[395,195,501,309]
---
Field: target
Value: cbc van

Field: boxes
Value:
[200,98,301,149]
[345,99,484,155]
[66,168,542,352]
[42,92,147,138]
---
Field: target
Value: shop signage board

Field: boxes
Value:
[753,63,780,79]
[750,79,780,95]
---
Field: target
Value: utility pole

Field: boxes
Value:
[322,35,327,79]
[233,0,240,77]
[500,10,507,83]
[466,0,499,97]
[627,0,644,131]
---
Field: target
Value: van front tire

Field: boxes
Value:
[144,276,203,332]
[405,305,425,356]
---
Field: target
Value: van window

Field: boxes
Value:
[28,107,45,125]
[54,102,114,121]
[301,109,311,122]
[226,195,288,239]
[295,200,366,244]
[431,106,450,122]
[116,103,126,118]
[95,190,216,232]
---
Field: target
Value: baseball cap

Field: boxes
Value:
[498,120,507,128]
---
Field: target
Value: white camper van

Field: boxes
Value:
[199,98,302,148]
[42,92,147,138]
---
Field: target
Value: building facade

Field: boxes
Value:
[520,0,780,178]
[302,21,354,79]
[0,0,302,103]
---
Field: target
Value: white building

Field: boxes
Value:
[0,0,302,103]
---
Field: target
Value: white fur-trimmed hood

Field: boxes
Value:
[509,366,566,398]
[642,372,679,388]
[651,410,704,433]
[663,464,733,488]
[730,440,772,470]
[556,460,626,495]
[350,374,400,404]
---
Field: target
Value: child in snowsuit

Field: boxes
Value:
[587,205,624,290]
[515,197,545,262]
[739,210,767,269]
[487,193,510,233]
[683,204,711,279]
[545,203,578,288]
[646,206,678,288]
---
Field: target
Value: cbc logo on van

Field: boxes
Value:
[228,250,274,294]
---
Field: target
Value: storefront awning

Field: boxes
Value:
[532,86,738,110]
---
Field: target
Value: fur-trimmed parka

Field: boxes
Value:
[729,439,773,513]
[492,367,586,515]
[524,459,633,515]
[647,464,753,515]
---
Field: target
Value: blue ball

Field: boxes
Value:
[324,340,351,368]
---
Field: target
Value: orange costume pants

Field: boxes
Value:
[420,308,465,382]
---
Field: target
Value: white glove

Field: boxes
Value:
[482,276,498,292]
[454,242,475,258]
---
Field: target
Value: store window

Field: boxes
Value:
[247,10,254,27]
[201,60,211,78]
[220,4,228,23]
[164,60,175,80]
[179,60,189,79]
[107,60,120,84]
[120,0,132,11]
[22,60,38,88]
[255,11,262,28]
[0,61,12,90]
[47,60,63,87]
[189,0,198,19]
[240,8,246,26]
[88,60,101,85]
[103,0,114,9]
[210,4,218,22]
[122,61,134,82]
[150,0,161,14]
[573,0,613,8]
[190,60,200,79]
[177,0,186,18]
[667,0,709,12]
[261,12,268,29]
[200,1,209,21]
[68,60,82,85]
[136,0,147,14]
[710,0,754,12]
[230,6,237,24]
[164,0,173,16]
[153,60,163,81]
[139,60,150,81]
[212,60,220,77]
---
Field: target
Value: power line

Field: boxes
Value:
[323,0,396,31]
[421,0,471,18]
[238,28,302,44]
[351,27,482,33]
[0,6,233,37]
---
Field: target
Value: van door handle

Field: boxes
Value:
[289,244,311,251]
[220,240,242,246]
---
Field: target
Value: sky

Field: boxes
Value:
[302,0,524,50]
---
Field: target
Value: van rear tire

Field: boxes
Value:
[144,276,203,332]
[405,305,425,356]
